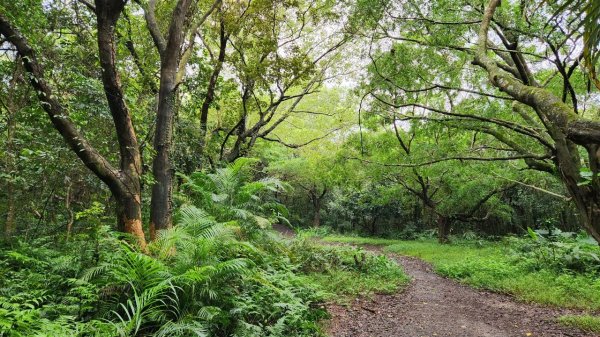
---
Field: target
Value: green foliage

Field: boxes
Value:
[0,169,409,337]
[508,229,600,274]
[4,0,600,336]
[0,232,119,337]
[558,315,600,333]
[286,237,408,302]
[178,158,290,234]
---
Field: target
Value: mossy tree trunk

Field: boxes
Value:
[475,0,600,243]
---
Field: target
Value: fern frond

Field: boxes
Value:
[154,320,206,337]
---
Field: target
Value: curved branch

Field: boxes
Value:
[346,154,551,167]
[260,128,341,149]
[0,12,122,191]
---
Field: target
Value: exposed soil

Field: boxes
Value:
[326,246,597,337]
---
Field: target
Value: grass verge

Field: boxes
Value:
[558,315,600,333]
[302,264,409,303]
[322,236,600,311]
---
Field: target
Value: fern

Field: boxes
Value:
[177,158,290,235]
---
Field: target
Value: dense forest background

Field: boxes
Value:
[2,0,600,335]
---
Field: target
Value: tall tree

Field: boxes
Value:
[136,0,220,238]
[474,0,600,242]
[360,0,600,243]
[1,61,26,238]
[0,0,148,248]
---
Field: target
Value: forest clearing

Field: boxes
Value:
[2,0,600,336]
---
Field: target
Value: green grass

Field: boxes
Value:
[322,236,600,310]
[321,236,402,246]
[558,315,600,333]
[303,265,409,304]
[291,238,410,304]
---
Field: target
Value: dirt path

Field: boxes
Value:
[326,248,596,337]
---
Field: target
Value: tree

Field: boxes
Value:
[0,1,149,248]
[474,0,600,242]
[0,0,225,246]
[357,0,600,243]
[211,0,354,162]
[271,156,332,227]
[135,0,220,238]
[1,60,25,238]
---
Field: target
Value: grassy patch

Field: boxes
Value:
[303,261,409,303]
[558,315,600,333]
[321,236,401,246]
[288,238,409,304]
[322,236,600,310]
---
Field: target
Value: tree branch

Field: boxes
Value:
[0,12,122,191]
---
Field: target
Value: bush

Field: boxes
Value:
[507,229,600,275]
[287,238,409,301]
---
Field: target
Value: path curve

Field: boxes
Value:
[327,247,595,337]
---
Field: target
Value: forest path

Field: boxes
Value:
[324,245,595,337]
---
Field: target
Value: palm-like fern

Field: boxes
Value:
[83,205,252,337]
[178,158,290,232]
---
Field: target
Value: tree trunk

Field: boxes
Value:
[65,177,74,240]
[371,216,378,236]
[149,0,194,238]
[437,216,450,244]
[149,82,176,239]
[4,86,16,238]
[313,202,321,227]
[96,1,147,250]
[4,163,15,238]
[117,192,146,249]
[3,60,23,238]
[563,178,600,242]
[581,203,600,243]
[5,180,15,238]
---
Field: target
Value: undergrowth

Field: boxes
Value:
[289,239,408,302]
[0,160,406,337]
[0,229,404,337]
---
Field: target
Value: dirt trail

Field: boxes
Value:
[326,247,596,337]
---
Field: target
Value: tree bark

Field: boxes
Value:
[437,215,450,244]
[5,177,15,238]
[564,178,600,242]
[65,177,74,240]
[3,60,22,239]
[117,192,145,244]
[149,0,195,239]
[309,186,327,227]
[4,92,16,238]
[313,202,321,227]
